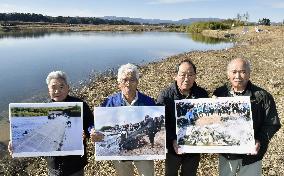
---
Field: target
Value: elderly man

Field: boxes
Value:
[9,71,94,176]
[46,71,94,176]
[157,59,208,176]
[98,63,155,176]
[213,58,281,176]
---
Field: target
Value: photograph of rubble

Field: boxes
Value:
[9,102,84,157]
[175,96,255,154]
[94,106,165,160]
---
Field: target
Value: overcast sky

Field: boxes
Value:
[0,0,283,22]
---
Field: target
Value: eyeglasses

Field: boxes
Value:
[120,78,137,84]
[229,70,247,75]
[178,73,196,79]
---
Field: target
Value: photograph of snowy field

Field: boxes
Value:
[175,96,255,154]
[94,106,165,160]
[9,102,84,157]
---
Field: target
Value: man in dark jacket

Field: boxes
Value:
[45,71,94,176]
[157,60,208,176]
[8,71,94,176]
[213,58,281,176]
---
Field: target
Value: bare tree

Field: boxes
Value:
[245,12,249,22]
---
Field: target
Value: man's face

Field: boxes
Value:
[175,62,196,92]
[48,78,69,102]
[227,59,250,91]
[118,72,138,96]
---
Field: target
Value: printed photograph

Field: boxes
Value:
[94,106,165,160]
[9,102,84,157]
[175,96,255,153]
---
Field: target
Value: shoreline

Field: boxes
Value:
[0,26,283,175]
[0,24,185,34]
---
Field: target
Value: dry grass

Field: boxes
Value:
[0,24,173,34]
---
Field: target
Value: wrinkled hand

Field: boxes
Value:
[173,140,183,154]
[8,141,13,156]
[248,140,261,155]
[90,128,104,143]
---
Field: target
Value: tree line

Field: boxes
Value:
[0,13,139,25]
[11,105,81,117]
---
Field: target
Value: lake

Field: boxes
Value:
[0,31,233,116]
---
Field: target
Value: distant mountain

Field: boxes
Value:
[176,18,222,25]
[99,16,223,25]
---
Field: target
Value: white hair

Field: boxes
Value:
[46,71,68,85]
[227,58,251,73]
[117,63,139,82]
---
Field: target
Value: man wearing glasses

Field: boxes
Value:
[94,63,155,176]
[157,59,208,176]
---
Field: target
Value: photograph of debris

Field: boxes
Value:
[9,102,84,157]
[94,106,165,160]
[175,96,255,154]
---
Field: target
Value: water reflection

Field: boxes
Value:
[0,30,232,45]
[0,30,150,39]
[189,33,231,44]
[0,30,53,39]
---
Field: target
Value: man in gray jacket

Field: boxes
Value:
[213,58,281,176]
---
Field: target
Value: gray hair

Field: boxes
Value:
[46,71,68,85]
[117,63,139,82]
[227,58,251,73]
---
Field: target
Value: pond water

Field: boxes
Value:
[0,31,233,115]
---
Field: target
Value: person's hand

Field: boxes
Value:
[8,141,13,156]
[248,140,261,155]
[90,128,104,143]
[82,130,86,140]
[173,140,183,154]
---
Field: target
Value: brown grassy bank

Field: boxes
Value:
[1,26,283,175]
[0,24,177,34]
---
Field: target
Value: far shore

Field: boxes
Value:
[0,24,185,34]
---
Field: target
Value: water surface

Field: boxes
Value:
[0,31,233,114]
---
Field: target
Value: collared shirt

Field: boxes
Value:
[122,91,138,106]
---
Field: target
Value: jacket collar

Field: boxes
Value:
[226,81,253,97]
[172,81,198,99]
[51,95,70,102]
[121,90,138,106]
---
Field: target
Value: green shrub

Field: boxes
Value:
[187,21,231,33]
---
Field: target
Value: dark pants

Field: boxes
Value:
[165,153,200,176]
[48,168,84,176]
